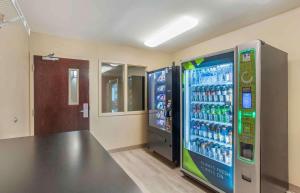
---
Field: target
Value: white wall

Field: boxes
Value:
[173,7,300,187]
[29,32,172,150]
[0,22,30,139]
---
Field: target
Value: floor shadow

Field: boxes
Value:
[181,174,216,193]
[143,148,178,169]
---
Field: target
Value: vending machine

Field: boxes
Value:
[147,65,180,165]
[181,40,288,193]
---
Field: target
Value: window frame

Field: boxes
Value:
[99,61,147,117]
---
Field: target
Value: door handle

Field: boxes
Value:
[80,103,89,118]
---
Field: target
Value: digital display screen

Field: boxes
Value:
[242,88,252,109]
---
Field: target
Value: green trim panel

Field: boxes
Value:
[237,49,257,164]
[183,149,208,181]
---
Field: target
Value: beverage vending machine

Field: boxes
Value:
[181,40,288,193]
[147,65,180,165]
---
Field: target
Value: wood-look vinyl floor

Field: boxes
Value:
[111,148,214,193]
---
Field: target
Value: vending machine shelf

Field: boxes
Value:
[191,82,233,87]
[191,118,232,127]
[191,101,228,105]
[188,145,232,167]
[191,135,232,148]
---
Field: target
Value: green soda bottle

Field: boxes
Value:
[215,105,221,122]
[220,105,226,123]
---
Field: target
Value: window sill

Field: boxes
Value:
[99,111,147,117]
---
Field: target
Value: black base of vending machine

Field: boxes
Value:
[147,65,180,165]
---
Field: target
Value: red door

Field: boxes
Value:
[34,56,89,136]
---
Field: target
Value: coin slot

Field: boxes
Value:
[241,174,252,182]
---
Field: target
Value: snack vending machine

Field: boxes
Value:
[147,66,180,165]
[181,40,288,193]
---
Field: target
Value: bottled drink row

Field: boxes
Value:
[156,85,166,93]
[156,72,166,84]
[192,104,233,124]
[189,139,232,166]
[191,121,233,145]
[190,64,233,85]
[156,119,165,128]
[191,85,233,104]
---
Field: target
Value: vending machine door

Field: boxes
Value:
[235,40,261,193]
[181,51,235,193]
[148,69,168,131]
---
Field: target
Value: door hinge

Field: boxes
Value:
[32,64,34,72]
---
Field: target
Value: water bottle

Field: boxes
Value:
[215,125,221,141]
[203,124,209,138]
[210,105,215,121]
[226,126,233,144]
[214,105,220,121]
[208,124,214,139]
[227,86,233,104]
[208,105,213,121]
[200,86,205,102]
[210,86,215,102]
[201,104,206,120]
[212,144,217,160]
[220,126,227,143]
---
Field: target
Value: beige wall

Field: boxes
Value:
[173,7,300,187]
[0,22,30,139]
[29,32,171,150]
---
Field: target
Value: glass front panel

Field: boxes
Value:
[182,52,234,193]
[68,69,79,105]
[148,69,168,131]
[101,63,124,113]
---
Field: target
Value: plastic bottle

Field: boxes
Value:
[201,104,206,120]
[211,105,216,121]
[214,105,220,122]
[208,124,214,139]
[203,124,209,138]
[207,105,213,121]
[213,124,219,141]
[220,126,227,143]
[226,126,233,144]
[200,86,205,102]
[210,86,216,102]
[205,87,210,102]
[211,144,217,160]
[221,85,227,103]
[227,86,233,105]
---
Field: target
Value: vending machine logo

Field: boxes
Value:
[242,52,251,62]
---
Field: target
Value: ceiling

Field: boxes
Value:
[0,0,18,21]
[17,0,300,53]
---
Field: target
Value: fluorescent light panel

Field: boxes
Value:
[144,16,198,47]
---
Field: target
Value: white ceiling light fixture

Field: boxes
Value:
[101,66,113,73]
[110,63,119,67]
[144,16,199,48]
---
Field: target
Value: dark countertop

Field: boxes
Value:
[0,131,142,193]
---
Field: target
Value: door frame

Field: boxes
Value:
[30,55,90,136]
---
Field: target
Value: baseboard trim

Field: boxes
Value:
[108,144,146,153]
[290,183,300,193]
